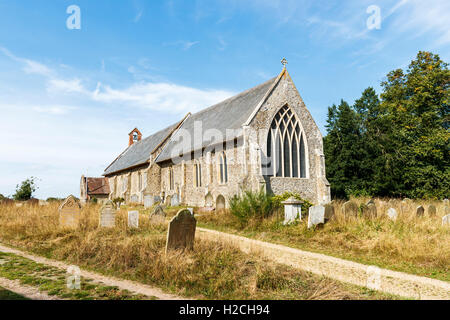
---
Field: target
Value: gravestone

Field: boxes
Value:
[128,211,139,228]
[444,206,450,215]
[324,203,335,221]
[362,203,377,218]
[443,199,449,206]
[59,195,81,228]
[428,205,437,218]
[144,195,153,208]
[99,200,116,228]
[130,195,139,204]
[171,194,180,207]
[442,215,450,226]
[308,205,325,229]
[281,197,303,225]
[387,208,398,221]
[150,205,166,224]
[165,209,196,253]
[343,201,358,218]
[187,208,194,215]
[416,205,425,217]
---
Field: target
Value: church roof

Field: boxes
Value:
[103,124,178,176]
[156,77,277,162]
[103,75,277,175]
[86,177,110,195]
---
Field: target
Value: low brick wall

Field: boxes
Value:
[196,228,450,300]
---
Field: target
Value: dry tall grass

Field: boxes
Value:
[197,197,450,281]
[0,202,394,300]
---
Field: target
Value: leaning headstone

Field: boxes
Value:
[165,209,196,253]
[442,215,450,226]
[416,205,425,217]
[324,203,335,222]
[387,208,398,221]
[428,205,437,218]
[150,205,166,224]
[59,195,81,228]
[144,195,153,208]
[99,200,116,228]
[171,194,180,207]
[362,203,377,219]
[281,197,303,225]
[308,205,326,229]
[128,211,139,229]
[343,201,358,218]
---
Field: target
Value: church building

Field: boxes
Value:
[91,65,330,209]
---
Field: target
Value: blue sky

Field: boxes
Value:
[0,0,449,199]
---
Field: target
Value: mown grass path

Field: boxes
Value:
[196,227,450,300]
[0,244,184,300]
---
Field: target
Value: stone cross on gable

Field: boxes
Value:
[281,58,288,68]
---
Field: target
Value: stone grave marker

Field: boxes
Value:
[442,214,450,226]
[281,197,303,225]
[128,211,139,228]
[99,200,116,228]
[187,208,194,215]
[150,205,166,224]
[443,199,449,206]
[428,205,437,218]
[165,209,196,253]
[324,203,335,222]
[59,195,81,228]
[387,208,398,221]
[144,195,153,208]
[171,194,180,207]
[343,201,358,218]
[416,205,425,217]
[130,195,139,204]
[362,202,377,218]
[308,205,325,229]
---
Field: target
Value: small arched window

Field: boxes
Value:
[169,167,174,190]
[219,152,228,184]
[265,105,307,178]
[193,161,202,187]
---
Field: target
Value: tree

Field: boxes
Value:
[13,177,38,201]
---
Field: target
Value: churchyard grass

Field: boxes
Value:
[194,197,450,282]
[0,202,399,300]
[0,287,29,300]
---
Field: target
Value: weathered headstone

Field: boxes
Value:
[362,203,377,218]
[216,196,226,211]
[99,200,116,228]
[128,211,139,228]
[308,205,325,229]
[187,208,194,215]
[150,205,166,224]
[324,203,335,221]
[387,208,398,221]
[59,195,81,228]
[343,201,358,218]
[416,205,425,217]
[165,209,196,253]
[428,205,437,218]
[442,214,450,226]
[144,195,153,208]
[130,195,139,204]
[444,206,450,215]
[171,194,180,207]
[443,199,449,206]
[282,197,303,225]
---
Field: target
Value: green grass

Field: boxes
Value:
[0,252,156,300]
[0,287,30,300]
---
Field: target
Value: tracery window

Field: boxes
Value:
[265,105,307,178]
[194,161,202,187]
[219,152,228,184]
[169,167,174,190]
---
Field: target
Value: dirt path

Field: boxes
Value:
[0,277,60,300]
[0,244,185,300]
[196,227,450,300]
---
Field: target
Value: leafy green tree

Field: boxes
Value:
[13,177,38,201]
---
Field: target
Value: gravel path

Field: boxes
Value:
[196,227,450,300]
[0,244,185,300]
[0,277,60,300]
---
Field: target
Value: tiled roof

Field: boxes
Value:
[87,177,110,195]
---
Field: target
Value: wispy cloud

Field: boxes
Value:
[163,40,200,51]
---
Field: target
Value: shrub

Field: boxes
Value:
[113,197,125,209]
[229,189,274,225]
[13,177,38,201]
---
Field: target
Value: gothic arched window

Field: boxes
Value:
[265,105,307,178]
[219,152,228,184]
[169,167,174,190]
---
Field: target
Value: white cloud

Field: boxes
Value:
[32,105,76,115]
[163,40,200,51]
[47,78,87,95]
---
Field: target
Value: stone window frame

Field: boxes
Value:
[266,104,309,179]
[218,152,228,184]
[169,167,174,191]
[193,160,202,188]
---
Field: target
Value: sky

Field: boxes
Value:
[0,0,449,199]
